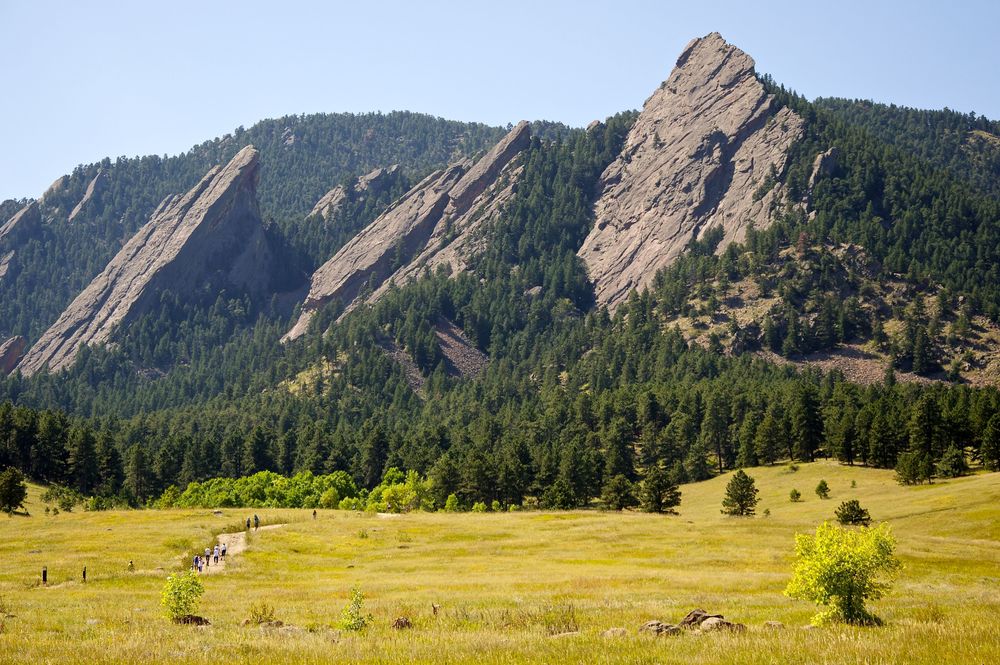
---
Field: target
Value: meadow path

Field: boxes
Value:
[200,523,285,575]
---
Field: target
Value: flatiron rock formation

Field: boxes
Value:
[284,121,530,341]
[68,169,109,222]
[18,146,273,375]
[308,165,402,221]
[578,32,804,309]
[0,336,26,375]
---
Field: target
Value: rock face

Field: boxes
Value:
[578,32,804,310]
[0,336,27,375]
[308,165,401,222]
[68,169,109,222]
[807,146,840,203]
[18,146,273,376]
[0,201,42,246]
[284,121,530,341]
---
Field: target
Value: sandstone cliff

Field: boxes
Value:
[578,32,804,310]
[0,336,26,375]
[18,146,273,376]
[68,169,109,222]
[308,165,401,222]
[284,121,530,341]
[0,201,42,247]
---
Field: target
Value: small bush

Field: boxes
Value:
[161,570,205,621]
[895,451,934,485]
[789,489,802,502]
[815,480,830,499]
[491,500,502,512]
[338,587,372,631]
[785,522,901,625]
[357,529,368,539]
[443,494,460,512]
[246,601,276,625]
[835,499,872,526]
[471,502,487,513]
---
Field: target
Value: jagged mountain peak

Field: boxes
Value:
[579,32,804,310]
[17,145,271,376]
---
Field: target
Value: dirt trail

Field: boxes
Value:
[199,524,285,575]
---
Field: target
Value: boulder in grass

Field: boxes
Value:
[678,608,724,628]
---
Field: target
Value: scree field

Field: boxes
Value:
[1,461,998,664]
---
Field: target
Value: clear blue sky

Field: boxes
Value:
[2,0,998,201]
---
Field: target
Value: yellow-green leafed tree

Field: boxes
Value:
[785,522,901,626]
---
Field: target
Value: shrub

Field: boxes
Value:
[338,587,372,631]
[835,499,872,526]
[443,494,460,512]
[0,468,28,514]
[471,502,487,513]
[246,601,276,625]
[491,500,502,512]
[319,488,340,509]
[789,488,802,502]
[936,445,968,478]
[815,480,830,499]
[721,469,759,516]
[41,485,82,512]
[160,570,205,621]
[784,522,901,625]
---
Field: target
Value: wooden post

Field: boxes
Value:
[82,566,87,583]
[42,567,47,585]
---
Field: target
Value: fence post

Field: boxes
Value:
[42,567,47,585]
[82,566,87,583]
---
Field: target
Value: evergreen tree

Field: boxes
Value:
[0,467,28,514]
[754,405,784,465]
[721,469,759,516]
[639,463,681,514]
[66,425,99,495]
[790,384,822,462]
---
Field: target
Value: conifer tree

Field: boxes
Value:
[721,469,759,516]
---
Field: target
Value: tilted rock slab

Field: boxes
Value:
[0,201,42,247]
[579,32,804,310]
[284,121,530,341]
[68,169,109,222]
[18,146,272,376]
[308,165,401,221]
[0,336,27,375]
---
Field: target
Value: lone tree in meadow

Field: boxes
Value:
[789,488,802,502]
[815,479,830,499]
[785,522,901,625]
[721,469,759,516]
[0,467,28,514]
[835,499,872,527]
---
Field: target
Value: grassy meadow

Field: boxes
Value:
[1,461,998,664]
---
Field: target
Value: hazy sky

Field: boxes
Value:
[2,0,998,200]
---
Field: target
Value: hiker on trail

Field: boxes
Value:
[205,547,211,566]
[221,543,227,559]
[253,514,259,531]
[213,545,220,564]
[195,555,202,573]
[246,517,251,530]
[192,555,198,571]
[313,509,317,520]
[127,560,135,573]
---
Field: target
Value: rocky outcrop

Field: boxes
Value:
[18,146,273,376]
[579,32,804,310]
[0,201,42,246]
[807,146,840,203]
[284,122,530,341]
[68,169,109,222]
[0,336,27,375]
[308,165,401,222]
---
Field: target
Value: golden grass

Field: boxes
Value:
[1,462,997,663]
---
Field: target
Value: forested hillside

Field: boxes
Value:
[2,35,1000,511]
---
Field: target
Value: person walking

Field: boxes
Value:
[246,517,251,530]
[192,554,198,572]
[221,542,227,559]
[213,545,220,564]
[312,509,317,520]
[204,547,211,566]
[253,514,259,531]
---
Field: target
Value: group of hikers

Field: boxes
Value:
[192,543,226,573]
[189,514,262,573]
